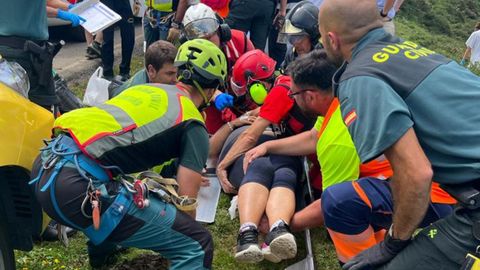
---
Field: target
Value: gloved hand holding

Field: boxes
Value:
[460,59,466,66]
[214,93,234,111]
[57,9,86,27]
[342,229,411,270]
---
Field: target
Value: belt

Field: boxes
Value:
[0,35,45,50]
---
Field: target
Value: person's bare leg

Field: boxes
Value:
[238,182,269,225]
[85,30,94,45]
[264,187,297,261]
[266,187,295,226]
[235,182,269,263]
[94,31,104,43]
[289,198,324,232]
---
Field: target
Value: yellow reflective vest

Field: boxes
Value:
[145,0,173,12]
[53,84,204,161]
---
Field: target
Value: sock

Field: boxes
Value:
[239,222,257,233]
[270,219,286,232]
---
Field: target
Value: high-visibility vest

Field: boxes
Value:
[145,0,173,12]
[53,84,204,160]
[316,98,455,203]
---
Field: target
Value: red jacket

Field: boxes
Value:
[205,29,256,134]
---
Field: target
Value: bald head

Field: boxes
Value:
[319,0,383,44]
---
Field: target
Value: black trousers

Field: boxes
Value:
[0,44,58,106]
[101,0,135,76]
[225,0,275,51]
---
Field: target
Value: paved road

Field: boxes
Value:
[51,23,144,82]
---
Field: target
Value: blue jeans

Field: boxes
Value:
[143,9,171,48]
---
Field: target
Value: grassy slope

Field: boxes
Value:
[15,1,480,269]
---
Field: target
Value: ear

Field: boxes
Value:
[327,32,340,50]
[146,64,156,78]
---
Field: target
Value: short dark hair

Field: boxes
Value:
[476,22,480,30]
[287,49,337,92]
[145,40,177,71]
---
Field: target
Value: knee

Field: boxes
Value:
[272,167,298,190]
[321,183,368,233]
[241,157,274,188]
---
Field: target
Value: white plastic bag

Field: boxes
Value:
[83,67,110,106]
[0,58,30,98]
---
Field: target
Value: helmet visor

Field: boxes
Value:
[230,77,247,97]
[183,18,219,40]
[278,19,306,44]
[287,33,309,45]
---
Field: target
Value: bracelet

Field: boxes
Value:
[380,10,388,17]
[227,122,234,131]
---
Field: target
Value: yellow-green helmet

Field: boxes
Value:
[174,39,227,88]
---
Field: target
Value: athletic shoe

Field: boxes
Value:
[234,225,263,263]
[261,242,282,263]
[264,221,297,260]
[85,41,102,59]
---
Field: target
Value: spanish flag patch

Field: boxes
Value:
[344,109,357,127]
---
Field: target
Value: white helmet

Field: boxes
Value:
[183,3,217,26]
[182,3,220,40]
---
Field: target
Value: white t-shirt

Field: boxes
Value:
[466,30,480,64]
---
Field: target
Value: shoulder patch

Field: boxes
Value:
[344,109,357,127]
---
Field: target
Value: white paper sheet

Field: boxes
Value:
[71,0,122,35]
[195,174,221,224]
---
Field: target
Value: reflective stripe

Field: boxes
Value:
[352,181,373,209]
[77,84,204,160]
[97,103,136,129]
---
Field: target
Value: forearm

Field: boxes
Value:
[382,0,395,14]
[47,0,69,10]
[209,123,234,159]
[390,173,431,240]
[46,6,59,18]
[174,0,189,23]
[279,0,287,15]
[385,128,433,240]
[219,131,258,168]
[463,47,471,60]
[265,130,316,157]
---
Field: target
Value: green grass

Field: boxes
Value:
[16,5,480,267]
[15,193,339,270]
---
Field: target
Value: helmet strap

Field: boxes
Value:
[192,79,211,110]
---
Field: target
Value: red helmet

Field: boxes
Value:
[230,49,276,96]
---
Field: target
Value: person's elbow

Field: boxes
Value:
[411,165,433,194]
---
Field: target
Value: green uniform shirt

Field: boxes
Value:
[337,28,480,184]
[314,100,359,190]
[111,69,149,98]
[0,0,49,40]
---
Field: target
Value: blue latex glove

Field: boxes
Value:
[214,93,234,111]
[57,9,86,27]
[460,59,466,66]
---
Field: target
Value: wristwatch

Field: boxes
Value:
[171,20,181,29]
[380,10,388,18]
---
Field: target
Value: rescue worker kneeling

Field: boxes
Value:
[29,39,227,269]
